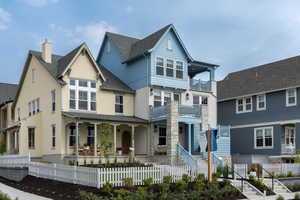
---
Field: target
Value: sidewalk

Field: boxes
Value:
[0,182,52,200]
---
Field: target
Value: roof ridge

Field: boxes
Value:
[226,54,300,78]
[139,24,172,41]
[0,82,18,86]
[106,32,140,41]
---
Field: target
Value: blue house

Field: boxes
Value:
[218,56,300,164]
[97,24,230,165]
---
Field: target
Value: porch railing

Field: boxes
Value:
[177,144,199,168]
[202,152,224,167]
[150,104,201,121]
[281,144,296,154]
[190,79,212,92]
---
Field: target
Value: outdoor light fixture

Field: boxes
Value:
[186,93,189,100]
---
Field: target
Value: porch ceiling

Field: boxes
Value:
[62,112,148,124]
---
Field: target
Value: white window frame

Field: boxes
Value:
[175,61,184,79]
[166,59,174,77]
[286,88,297,107]
[236,96,252,114]
[153,89,182,107]
[69,79,97,112]
[158,126,167,146]
[254,126,273,149]
[156,57,164,76]
[285,126,295,147]
[115,94,124,114]
[256,94,266,111]
[51,90,56,112]
[167,39,172,50]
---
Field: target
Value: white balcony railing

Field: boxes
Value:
[150,104,201,121]
[281,144,296,155]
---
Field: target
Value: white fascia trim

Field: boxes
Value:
[231,118,300,129]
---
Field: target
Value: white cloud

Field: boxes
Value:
[47,21,118,55]
[21,0,59,7]
[0,8,11,31]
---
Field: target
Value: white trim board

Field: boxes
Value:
[231,118,300,129]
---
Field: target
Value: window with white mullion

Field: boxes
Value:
[257,94,266,111]
[254,127,273,149]
[166,59,174,77]
[236,97,252,113]
[286,88,297,106]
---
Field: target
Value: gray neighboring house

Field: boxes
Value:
[218,55,300,164]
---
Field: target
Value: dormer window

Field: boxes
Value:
[167,39,172,50]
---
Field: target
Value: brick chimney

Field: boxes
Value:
[42,39,52,63]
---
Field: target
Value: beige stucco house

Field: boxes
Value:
[8,40,149,164]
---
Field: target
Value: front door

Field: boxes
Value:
[122,131,131,154]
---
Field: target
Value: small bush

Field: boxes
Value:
[287,171,294,177]
[182,174,191,183]
[195,173,206,183]
[276,195,285,200]
[142,178,153,187]
[102,182,112,194]
[175,180,188,193]
[163,176,172,184]
[122,178,133,188]
[79,191,99,200]
[160,183,170,194]
[295,193,300,200]
[114,189,130,198]
[0,144,6,155]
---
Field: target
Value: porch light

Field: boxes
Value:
[186,93,190,100]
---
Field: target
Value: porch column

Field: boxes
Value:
[188,123,192,154]
[130,125,136,161]
[6,132,10,153]
[14,131,17,150]
[94,123,97,156]
[66,125,69,155]
[75,121,79,157]
[113,124,118,155]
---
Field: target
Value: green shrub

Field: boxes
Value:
[276,195,285,200]
[114,189,130,198]
[193,181,205,192]
[175,180,187,193]
[295,193,300,200]
[160,183,170,194]
[0,144,6,155]
[122,178,133,188]
[195,173,206,183]
[287,171,294,177]
[79,191,100,200]
[163,176,172,184]
[142,178,153,187]
[223,165,230,178]
[182,174,191,183]
[102,182,113,194]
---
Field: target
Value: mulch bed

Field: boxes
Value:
[0,175,103,200]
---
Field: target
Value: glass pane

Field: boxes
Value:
[90,102,96,111]
[176,70,183,79]
[256,129,263,137]
[246,104,251,110]
[238,99,243,105]
[166,68,173,77]
[265,138,272,147]
[193,95,200,105]
[90,82,96,88]
[70,79,75,86]
[259,102,265,108]
[246,98,251,103]
[79,101,88,110]
[289,97,295,104]
[166,59,174,68]
[70,90,75,99]
[256,138,263,147]
[79,80,88,87]
[176,61,183,70]
[115,105,123,113]
[79,91,88,100]
[70,100,76,109]
[91,92,96,101]
[265,128,272,137]
[156,66,164,75]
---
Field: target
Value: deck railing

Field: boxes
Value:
[150,104,201,121]
[177,144,199,168]
[281,144,296,155]
[190,79,212,92]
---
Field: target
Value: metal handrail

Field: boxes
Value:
[177,144,199,168]
[262,167,275,191]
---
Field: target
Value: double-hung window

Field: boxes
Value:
[87,127,95,146]
[286,88,297,106]
[156,57,164,76]
[285,126,295,147]
[115,94,124,114]
[154,90,162,107]
[236,97,252,113]
[164,92,172,105]
[51,90,56,112]
[166,59,174,77]
[158,127,167,146]
[257,94,266,111]
[28,128,35,149]
[69,126,76,147]
[176,61,183,79]
[28,102,32,116]
[69,79,97,111]
[254,127,273,149]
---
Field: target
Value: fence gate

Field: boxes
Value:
[234,164,248,178]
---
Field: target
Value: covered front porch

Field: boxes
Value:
[62,112,148,165]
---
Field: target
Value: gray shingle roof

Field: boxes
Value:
[106,24,172,63]
[218,55,300,101]
[63,112,147,123]
[0,83,18,105]
[99,65,134,93]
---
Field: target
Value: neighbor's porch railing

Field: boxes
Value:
[190,79,212,92]
[150,104,201,121]
[177,143,199,168]
[281,144,296,155]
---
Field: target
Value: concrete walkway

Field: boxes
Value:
[0,182,52,200]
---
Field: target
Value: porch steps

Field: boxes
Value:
[263,178,291,195]
[230,179,265,200]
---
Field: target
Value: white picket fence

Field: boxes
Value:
[0,154,30,168]
[0,154,204,188]
[263,163,300,177]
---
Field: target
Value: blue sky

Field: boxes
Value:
[1,0,300,84]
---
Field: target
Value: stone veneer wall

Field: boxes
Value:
[166,101,179,165]
[201,104,209,131]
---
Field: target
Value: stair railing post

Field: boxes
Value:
[241,177,244,192]
[272,176,274,191]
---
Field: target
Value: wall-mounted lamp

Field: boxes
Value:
[150,88,153,96]
[186,93,190,100]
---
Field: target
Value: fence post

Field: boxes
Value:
[97,168,100,188]
[73,165,77,184]
[53,163,57,180]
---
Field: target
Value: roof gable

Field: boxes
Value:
[0,83,18,106]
